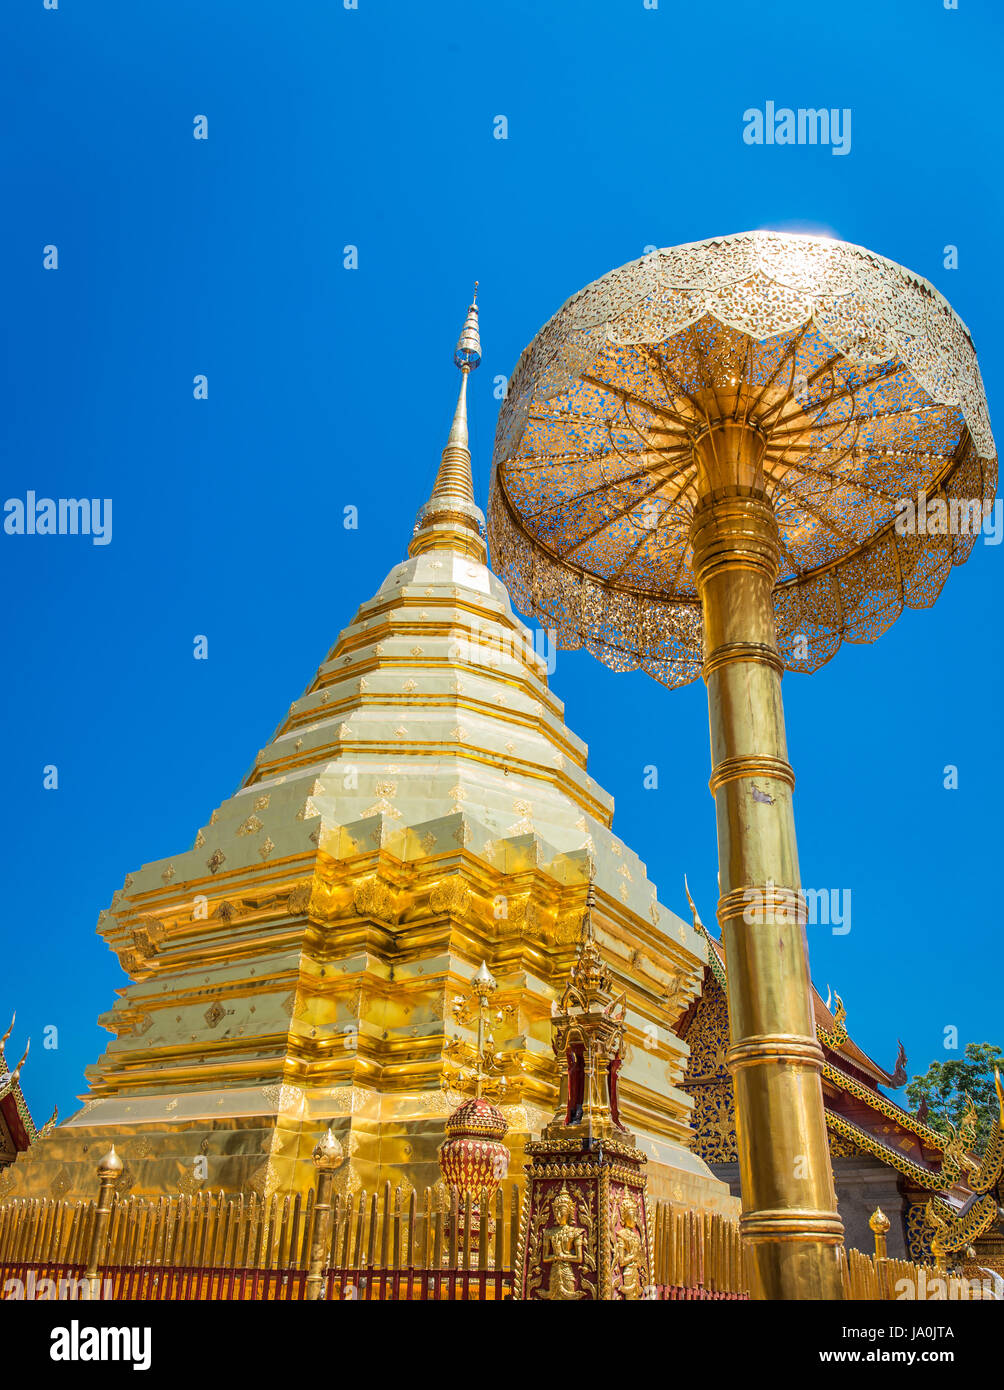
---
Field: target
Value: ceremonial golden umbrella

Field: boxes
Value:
[487,231,996,1299]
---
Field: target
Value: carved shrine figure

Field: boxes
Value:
[540,1188,586,1300]
[612,1194,646,1299]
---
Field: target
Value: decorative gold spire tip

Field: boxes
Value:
[408,284,487,562]
[98,1145,124,1178]
[869,1207,891,1235]
[454,283,481,371]
[311,1124,345,1171]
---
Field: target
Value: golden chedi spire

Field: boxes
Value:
[409,285,487,563]
[6,278,725,1219]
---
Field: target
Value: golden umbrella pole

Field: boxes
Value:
[488,232,997,1299]
[691,474,842,1299]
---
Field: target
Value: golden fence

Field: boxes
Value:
[650,1199,749,1298]
[325,1182,520,1300]
[0,1183,521,1301]
[5,1178,981,1301]
[842,1245,998,1301]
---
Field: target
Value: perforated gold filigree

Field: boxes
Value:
[489,232,997,688]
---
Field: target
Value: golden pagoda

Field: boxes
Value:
[2,292,734,1221]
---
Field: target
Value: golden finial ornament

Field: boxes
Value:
[869,1206,890,1260]
[439,960,514,1215]
[306,1124,344,1299]
[409,286,487,561]
[311,1124,344,1172]
[454,281,481,369]
[86,1144,125,1299]
[97,1145,124,1179]
[443,960,516,1101]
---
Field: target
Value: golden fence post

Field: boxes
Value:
[306,1126,344,1301]
[869,1207,890,1262]
[85,1146,122,1300]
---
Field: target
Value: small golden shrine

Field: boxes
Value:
[520,883,651,1300]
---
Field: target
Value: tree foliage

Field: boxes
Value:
[905,1042,1003,1152]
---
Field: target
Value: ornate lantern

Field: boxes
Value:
[439,961,514,1210]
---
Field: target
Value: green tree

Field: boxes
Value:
[906,1042,1003,1152]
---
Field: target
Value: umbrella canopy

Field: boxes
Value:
[489,232,996,687]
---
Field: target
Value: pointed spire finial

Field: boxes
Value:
[474,959,497,994]
[97,1144,124,1179]
[454,283,481,370]
[409,286,487,561]
[583,864,597,941]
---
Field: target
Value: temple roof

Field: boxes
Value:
[0,1019,56,1161]
[686,912,952,1161]
[705,929,898,1090]
[682,914,1004,1232]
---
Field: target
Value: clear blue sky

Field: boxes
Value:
[2,0,1001,1125]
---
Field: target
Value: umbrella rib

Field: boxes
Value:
[510,447,632,474]
[770,398,950,441]
[519,447,692,522]
[765,452,901,503]
[770,413,862,456]
[685,332,727,423]
[665,509,700,594]
[620,394,695,452]
[602,411,694,485]
[626,352,712,430]
[742,326,811,422]
[756,349,854,430]
[737,336,758,426]
[606,522,673,584]
[770,485,864,547]
[579,371,692,429]
[559,462,699,559]
[608,498,699,587]
[764,362,908,433]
